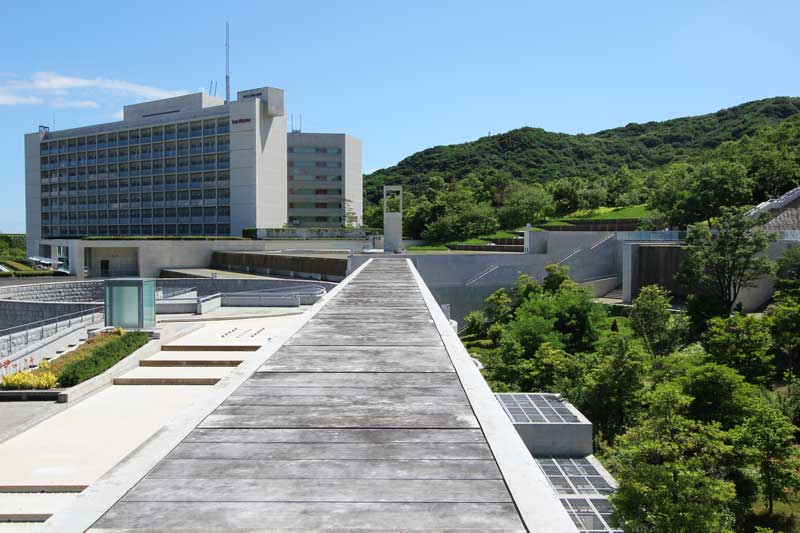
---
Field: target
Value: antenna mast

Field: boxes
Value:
[225,22,231,103]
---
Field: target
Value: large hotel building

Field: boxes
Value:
[24,86,362,255]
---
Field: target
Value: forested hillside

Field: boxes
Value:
[365,97,800,202]
[362,97,800,240]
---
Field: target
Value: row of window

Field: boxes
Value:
[39,119,231,155]
[289,203,343,209]
[288,161,342,168]
[41,156,231,173]
[41,170,230,184]
[44,206,230,218]
[40,141,231,167]
[41,181,230,196]
[288,146,342,155]
[42,224,232,238]
[42,199,232,213]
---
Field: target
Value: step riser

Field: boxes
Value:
[160,345,259,352]
[113,378,220,386]
[0,513,51,522]
[139,361,242,368]
[0,485,86,493]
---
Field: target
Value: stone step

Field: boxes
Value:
[139,360,242,368]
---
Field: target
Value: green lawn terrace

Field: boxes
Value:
[406,205,651,252]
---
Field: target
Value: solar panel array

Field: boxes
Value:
[560,498,622,533]
[496,393,581,423]
[535,457,614,496]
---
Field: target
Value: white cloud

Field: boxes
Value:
[0,71,187,108]
[52,98,99,109]
[0,89,42,105]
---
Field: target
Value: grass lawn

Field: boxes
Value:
[478,230,520,240]
[451,238,491,245]
[561,204,650,221]
[0,259,34,271]
[406,244,449,251]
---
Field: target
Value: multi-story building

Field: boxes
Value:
[287,132,362,227]
[24,87,288,256]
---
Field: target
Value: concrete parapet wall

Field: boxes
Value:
[155,277,335,297]
[211,251,347,281]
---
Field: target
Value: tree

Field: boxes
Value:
[578,333,647,442]
[775,245,800,297]
[678,207,776,315]
[630,285,672,357]
[767,296,800,369]
[609,385,736,533]
[511,273,541,307]
[463,310,488,337]
[703,313,774,384]
[515,283,604,353]
[484,288,513,325]
[497,183,553,228]
[542,263,571,293]
[681,362,757,430]
[735,402,800,514]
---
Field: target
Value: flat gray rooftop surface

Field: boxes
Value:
[89,259,529,532]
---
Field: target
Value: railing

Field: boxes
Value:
[0,306,105,364]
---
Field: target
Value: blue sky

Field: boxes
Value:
[1,0,798,233]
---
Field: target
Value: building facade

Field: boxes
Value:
[25,87,288,256]
[287,132,362,227]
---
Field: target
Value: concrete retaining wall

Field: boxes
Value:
[0,301,101,331]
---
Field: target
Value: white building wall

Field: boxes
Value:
[343,135,363,226]
[24,132,43,257]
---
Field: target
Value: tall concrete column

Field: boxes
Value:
[68,243,86,279]
[383,185,403,252]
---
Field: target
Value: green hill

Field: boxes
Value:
[365,97,800,203]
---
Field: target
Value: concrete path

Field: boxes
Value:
[88,260,533,532]
[0,312,308,529]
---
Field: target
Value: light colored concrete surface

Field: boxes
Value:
[160,268,284,279]
[165,316,301,347]
[0,523,42,531]
[157,305,309,323]
[0,402,67,445]
[144,351,246,362]
[116,367,232,380]
[0,385,207,486]
[0,493,77,516]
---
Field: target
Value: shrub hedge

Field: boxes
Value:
[57,331,150,387]
[1,260,33,271]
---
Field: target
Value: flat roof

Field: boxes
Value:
[43,258,577,532]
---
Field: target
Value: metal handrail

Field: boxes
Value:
[0,306,104,361]
[0,305,104,338]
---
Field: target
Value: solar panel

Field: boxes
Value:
[495,393,581,423]
[560,497,623,533]
[535,457,614,496]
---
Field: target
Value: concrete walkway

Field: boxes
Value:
[0,313,308,529]
[74,259,576,532]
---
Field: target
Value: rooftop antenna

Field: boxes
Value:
[225,22,231,104]
[213,81,218,97]
[208,80,213,94]
[299,113,302,133]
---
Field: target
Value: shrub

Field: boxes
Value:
[463,310,488,337]
[57,331,149,387]
[0,260,32,272]
[242,228,257,239]
[1,362,58,390]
